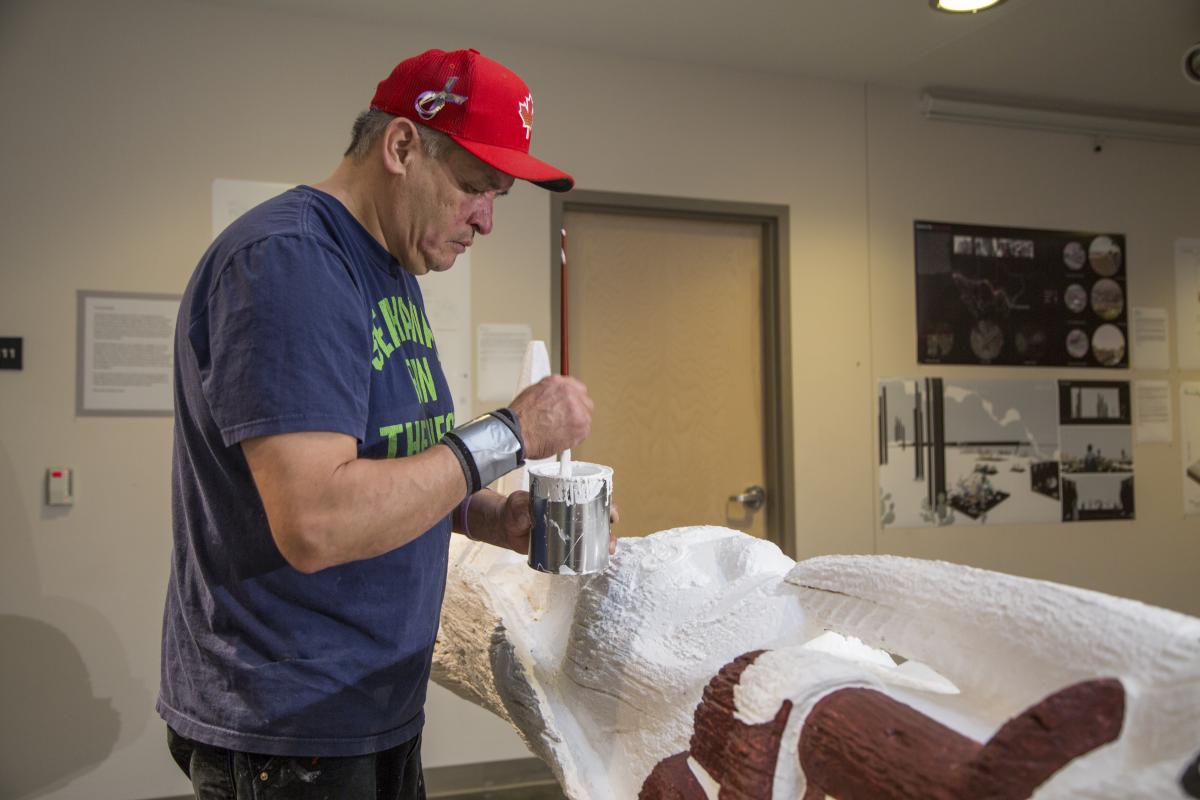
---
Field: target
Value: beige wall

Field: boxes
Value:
[0,1,1195,798]
[864,86,1200,608]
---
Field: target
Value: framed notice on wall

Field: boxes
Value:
[914,221,1128,368]
[77,290,180,416]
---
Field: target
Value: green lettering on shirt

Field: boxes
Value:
[380,412,455,459]
[380,423,404,458]
[378,297,405,348]
[406,356,437,403]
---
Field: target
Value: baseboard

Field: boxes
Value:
[144,756,559,800]
[426,757,559,797]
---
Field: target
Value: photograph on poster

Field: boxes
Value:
[1059,428,1134,521]
[1058,380,1134,521]
[1058,380,1131,425]
[878,378,1062,528]
[879,378,1135,528]
[915,221,1128,368]
[1181,383,1200,516]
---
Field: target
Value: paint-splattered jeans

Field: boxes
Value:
[167,726,425,800]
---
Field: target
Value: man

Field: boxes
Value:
[159,48,592,798]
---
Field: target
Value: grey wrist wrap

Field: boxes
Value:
[441,408,525,495]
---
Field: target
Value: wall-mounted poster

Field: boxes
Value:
[878,378,1133,528]
[1181,382,1200,516]
[914,221,1128,368]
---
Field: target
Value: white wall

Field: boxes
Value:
[0,2,1196,799]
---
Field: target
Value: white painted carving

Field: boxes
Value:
[432,526,1200,799]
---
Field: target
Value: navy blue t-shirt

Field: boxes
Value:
[158,186,457,756]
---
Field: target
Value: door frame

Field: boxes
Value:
[550,190,795,557]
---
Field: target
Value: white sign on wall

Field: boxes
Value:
[477,324,532,403]
[1175,238,1200,369]
[1131,307,1169,371]
[77,291,180,416]
[419,253,472,416]
[211,178,295,239]
[1181,383,1200,516]
[1134,381,1171,444]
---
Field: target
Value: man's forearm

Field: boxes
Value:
[454,489,509,548]
[321,444,469,560]
[243,431,468,573]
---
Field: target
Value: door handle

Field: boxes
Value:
[730,485,766,512]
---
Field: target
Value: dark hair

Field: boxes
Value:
[344,109,453,160]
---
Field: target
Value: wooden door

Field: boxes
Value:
[565,210,768,539]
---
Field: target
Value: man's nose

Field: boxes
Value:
[469,196,495,236]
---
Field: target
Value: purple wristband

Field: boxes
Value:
[460,493,475,540]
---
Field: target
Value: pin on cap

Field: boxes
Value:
[371,48,574,192]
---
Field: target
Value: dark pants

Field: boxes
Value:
[168,727,425,800]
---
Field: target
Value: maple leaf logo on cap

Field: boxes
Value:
[518,94,534,140]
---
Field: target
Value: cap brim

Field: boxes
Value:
[451,136,574,192]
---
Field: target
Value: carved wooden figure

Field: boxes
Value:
[432,526,1200,799]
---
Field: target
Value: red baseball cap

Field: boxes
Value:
[371,48,574,192]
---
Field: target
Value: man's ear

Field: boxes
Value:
[380,117,421,176]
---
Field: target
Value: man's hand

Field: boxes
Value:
[469,491,621,557]
[499,490,533,554]
[607,503,620,555]
[509,375,593,459]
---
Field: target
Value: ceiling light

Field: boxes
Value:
[929,0,1008,13]
[1184,42,1200,85]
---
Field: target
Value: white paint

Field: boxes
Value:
[435,527,806,798]
[433,526,1200,800]
[687,755,721,800]
[800,631,959,695]
[787,554,1200,797]
[528,462,611,504]
[735,646,879,726]
[770,697,809,800]
[802,630,895,669]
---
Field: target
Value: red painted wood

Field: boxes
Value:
[690,651,794,799]
[799,679,1125,800]
[800,687,981,800]
[560,227,569,376]
[963,677,1124,798]
[640,648,1125,800]
[639,752,708,800]
[800,781,827,800]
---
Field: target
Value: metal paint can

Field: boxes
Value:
[528,462,613,575]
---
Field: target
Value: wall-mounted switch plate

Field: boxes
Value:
[47,467,73,506]
[0,337,21,370]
